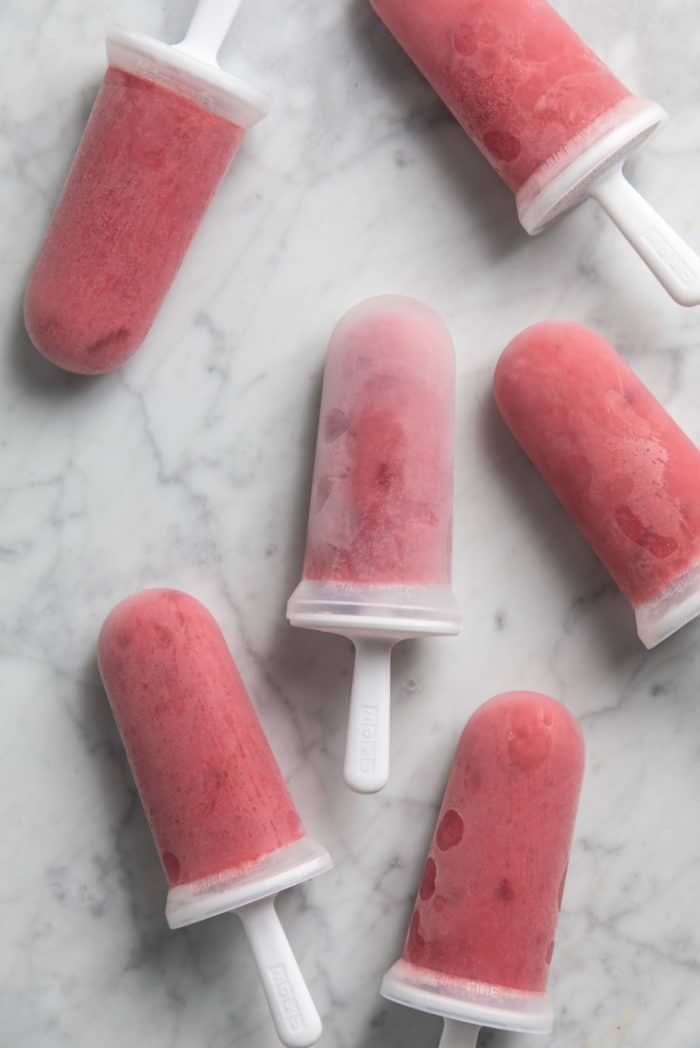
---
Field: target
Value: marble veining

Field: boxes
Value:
[1,0,700,1045]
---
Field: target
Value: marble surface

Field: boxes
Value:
[2,0,700,1045]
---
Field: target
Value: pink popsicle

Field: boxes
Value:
[369,0,641,194]
[495,322,700,647]
[302,295,455,586]
[288,297,460,794]
[383,692,584,1039]
[98,589,330,1047]
[369,1,700,304]
[98,589,305,889]
[25,69,243,375]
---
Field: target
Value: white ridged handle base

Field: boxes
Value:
[238,897,323,1048]
[344,639,394,794]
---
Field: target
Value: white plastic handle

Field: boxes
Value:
[179,0,243,62]
[438,1019,481,1048]
[343,639,394,794]
[590,165,700,306]
[237,897,323,1048]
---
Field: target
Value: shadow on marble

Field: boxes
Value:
[483,1032,542,1048]
[358,998,443,1048]
[263,619,355,831]
[251,351,362,802]
[476,389,640,663]
[359,1008,542,1048]
[278,355,326,603]
[9,287,108,401]
[347,0,525,264]
[78,656,173,958]
[10,81,110,401]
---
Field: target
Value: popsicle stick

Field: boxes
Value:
[590,166,700,306]
[180,0,244,62]
[237,896,323,1048]
[344,638,394,794]
[438,1019,480,1048]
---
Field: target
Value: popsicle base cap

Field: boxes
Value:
[381,960,553,1035]
[165,835,333,930]
[107,31,269,128]
[635,560,700,648]
[287,580,462,641]
[517,99,666,235]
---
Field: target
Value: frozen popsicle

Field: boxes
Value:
[495,322,700,648]
[369,0,700,305]
[287,296,461,794]
[98,589,331,1048]
[382,692,585,1047]
[25,0,268,374]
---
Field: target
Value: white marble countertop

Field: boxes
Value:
[2,0,700,1045]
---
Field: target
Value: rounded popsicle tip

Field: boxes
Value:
[24,283,142,375]
[336,294,447,325]
[496,321,597,380]
[463,691,585,773]
[494,321,611,417]
[97,588,212,671]
[329,295,455,371]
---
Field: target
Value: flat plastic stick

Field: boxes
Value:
[591,165,700,306]
[344,638,394,793]
[238,896,323,1047]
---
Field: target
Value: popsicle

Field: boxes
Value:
[494,321,700,648]
[287,296,461,794]
[25,0,268,374]
[382,691,585,1047]
[369,0,700,305]
[98,589,332,1048]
